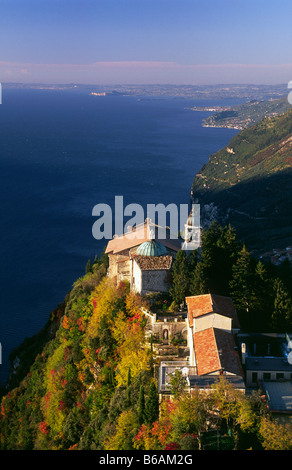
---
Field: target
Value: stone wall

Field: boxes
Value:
[108,250,131,284]
[140,269,171,294]
[144,309,188,345]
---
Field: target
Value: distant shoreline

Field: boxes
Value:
[202,123,244,130]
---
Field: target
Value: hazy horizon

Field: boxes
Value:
[1,61,292,87]
[0,0,292,86]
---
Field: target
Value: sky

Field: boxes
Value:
[0,0,292,85]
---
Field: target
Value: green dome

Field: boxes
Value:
[136,240,168,257]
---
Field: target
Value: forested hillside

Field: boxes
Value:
[1,224,292,451]
[203,96,291,130]
[192,108,292,253]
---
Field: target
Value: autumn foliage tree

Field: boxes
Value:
[1,229,292,451]
[169,389,211,450]
[259,416,292,450]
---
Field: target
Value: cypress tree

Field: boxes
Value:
[138,385,146,425]
[272,278,292,332]
[193,223,240,296]
[145,382,159,425]
[253,261,274,330]
[229,245,256,331]
[170,250,189,307]
[192,257,210,295]
[85,259,92,274]
[191,223,223,296]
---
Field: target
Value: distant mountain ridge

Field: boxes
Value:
[191,107,292,254]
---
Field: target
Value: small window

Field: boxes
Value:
[252,372,257,383]
[263,373,271,381]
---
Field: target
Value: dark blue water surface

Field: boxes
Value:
[0,88,239,383]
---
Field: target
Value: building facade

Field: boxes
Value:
[158,294,245,396]
[105,218,181,294]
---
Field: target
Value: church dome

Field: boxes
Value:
[136,240,168,257]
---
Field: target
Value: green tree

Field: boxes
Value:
[170,389,210,450]
[104,410,139,450]
[138,385,146,426]
[192,256,210,295]
[170,250,190,307]
[98,315,117,361]
[168,370,187,399]
[229,245,257,330]
[278,258,292,297]
[85,259,92,274]
[186,248,199,291]
[271,278,292,332]
[252,261,274,331]
[211,376,256,449]
[219,224,240,258]
[63,408,85,447]
[145,382,159,425]
[191,223,221,295]
[191,222,240,296]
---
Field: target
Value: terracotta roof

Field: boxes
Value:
[186,294,240,329]
[193,327,244,377]
[133,255,172,271]
[105,224,149,255]
[105,221,182,255]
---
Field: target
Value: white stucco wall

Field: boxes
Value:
[186,316,196,367]
[132,259,142,293]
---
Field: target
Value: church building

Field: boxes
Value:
[105,218,181,295]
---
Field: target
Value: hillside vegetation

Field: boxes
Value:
[192,108,292,252]
[1,223,292,451]
[203,96,291,130]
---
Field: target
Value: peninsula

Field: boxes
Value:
[201,96,290,130]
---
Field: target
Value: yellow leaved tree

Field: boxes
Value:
[87,277,122,338]
[113,292,150,387]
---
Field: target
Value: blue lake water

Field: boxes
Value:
[0,88,239,383]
